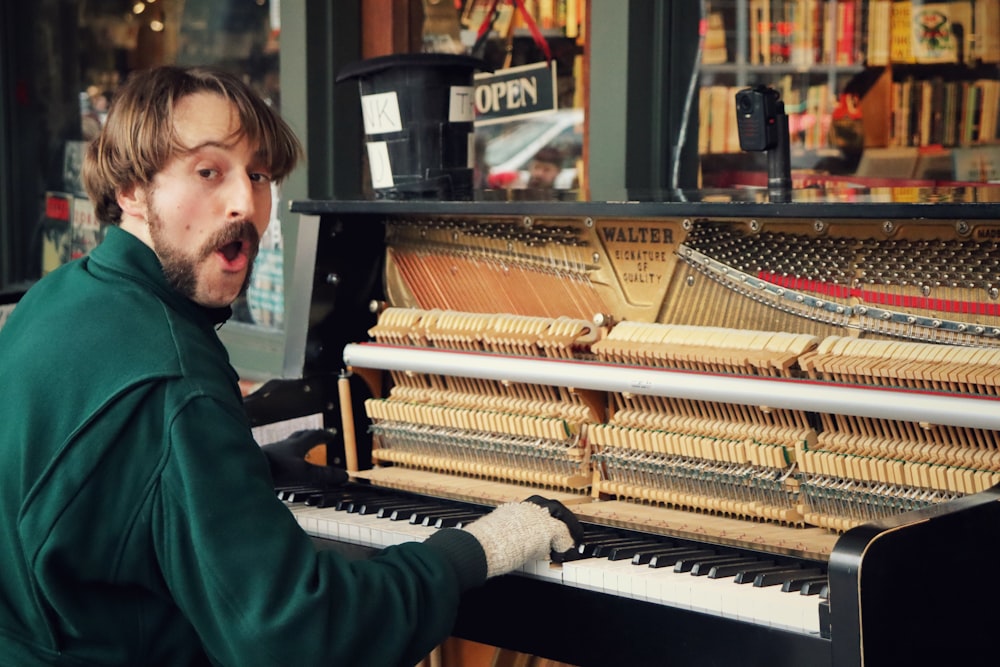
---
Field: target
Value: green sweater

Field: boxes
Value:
[0,226,487,666]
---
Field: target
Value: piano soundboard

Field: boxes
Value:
[283,194,1000,667]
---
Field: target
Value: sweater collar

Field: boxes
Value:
[90,226,233,327]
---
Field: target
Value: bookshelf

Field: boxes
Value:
[698,0,1000,187]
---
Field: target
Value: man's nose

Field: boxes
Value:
[226,174,256,220]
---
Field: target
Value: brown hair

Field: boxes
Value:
[82,65,303,224]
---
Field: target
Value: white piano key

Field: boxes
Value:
[285,498,822,636]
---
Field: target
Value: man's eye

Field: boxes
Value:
[197,168,218,179]
[250,172,273,184]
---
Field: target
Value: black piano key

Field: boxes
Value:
[591,539,658,559]
[800,579,828,596]
[606,541,665,561]
[305,491,345,508]
[630,543,689,565]
[378,501,439,519]
[675,554,739,574]
[578,535,648,558]
[434,512,485,529]
[335,492,382,512]
[708,560,775,580]
[359,497,424,516]
[389,507,429,521]
[277,486,319,502]
[414,507,475,526]
[752,567,824,587]
[647,548,716,569]
[691,556,759,577]
[782,574,828,593]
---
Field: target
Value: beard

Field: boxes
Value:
[147,208,260,305]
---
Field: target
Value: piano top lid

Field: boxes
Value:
[291,184,1000,221]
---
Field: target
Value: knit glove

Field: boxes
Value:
[463,495,584,578]
[261,429,348,489]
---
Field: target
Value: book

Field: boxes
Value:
[836,0,857,65]
[890,1,915,63]
[703,11,729,65]
[973,0,1000,62]
[911,2,972,64]
[867,0,893,66]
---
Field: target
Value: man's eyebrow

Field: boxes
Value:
[179,139,234,154]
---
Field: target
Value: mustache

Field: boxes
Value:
[201,220,260,261]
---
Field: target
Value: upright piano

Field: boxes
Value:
[261,187,1000,667]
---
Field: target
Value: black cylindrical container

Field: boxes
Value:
[336,53,490,200]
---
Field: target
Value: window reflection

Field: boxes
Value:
[16,0,283,326]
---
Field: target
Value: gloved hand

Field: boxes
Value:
[261,429,348,489]
[463,495,584,578]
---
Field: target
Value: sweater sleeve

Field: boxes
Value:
[153,395,488,667]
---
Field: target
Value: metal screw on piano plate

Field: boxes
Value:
[795,294,804,302]
[685,275,695,287]
[931,319,942,328]
[974,326,986,335]
[813,220,826,233]
[749,219,760,232]
[957,323,968,332]
[955,220,970,235]
[325,273,340,285]
[880,311,892,321]
[921,284,931,297]
[907,316,917,324]
[585,217,594,228]
[682,219,693,230]
[835,306,845,314]
[990,329,1000,337]
[522,216,533,228]
[592,252,601,264]
[857,306,868,315]
[990,287,999,301]
[882,220,895,234]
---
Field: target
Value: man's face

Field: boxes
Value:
[527,159,561,189]
[125,91,273,308]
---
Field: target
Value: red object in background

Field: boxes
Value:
[487,171,518,188]
[45,194,71,221]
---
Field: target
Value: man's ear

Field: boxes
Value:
[117,183,147,221]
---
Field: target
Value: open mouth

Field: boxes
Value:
[209,221,259,272]
[219,240,244,262]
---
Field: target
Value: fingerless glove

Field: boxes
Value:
[463,496,583,578]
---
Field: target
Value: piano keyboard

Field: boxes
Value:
[281,484,829,637]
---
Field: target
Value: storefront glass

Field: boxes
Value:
[1,0,282,295]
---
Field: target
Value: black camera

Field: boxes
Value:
[735,86,783,152]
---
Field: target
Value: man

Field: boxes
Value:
[525,145,564,190]
[0,66,580,666]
